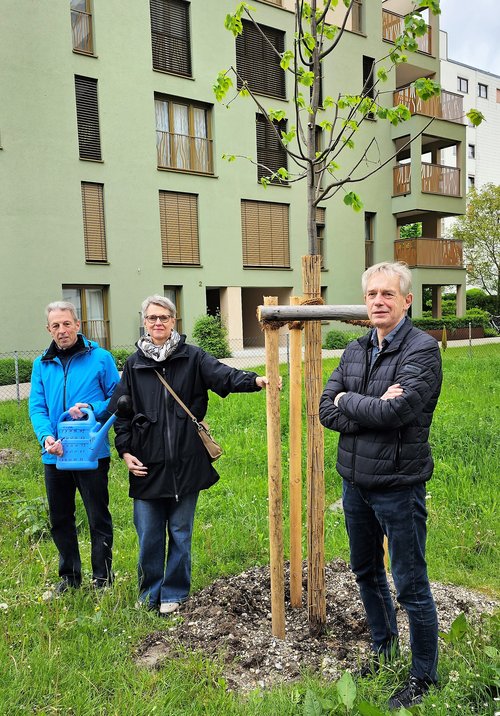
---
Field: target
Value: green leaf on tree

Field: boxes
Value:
[213,72,233,101]
[280,50,294,70]
[466,109,485,127]
[344,192,363,212]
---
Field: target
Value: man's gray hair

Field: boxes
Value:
[141,294,176,320]
[362,262,413,297]
[45,301,79,323]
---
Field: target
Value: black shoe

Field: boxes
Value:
[388,675,432,710]
[91,577,113,590]
[55,578,80,595]
[355,657,381,678]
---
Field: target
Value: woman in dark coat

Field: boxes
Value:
[111,295,273,615]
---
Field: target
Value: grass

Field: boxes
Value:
[0,344,498,715]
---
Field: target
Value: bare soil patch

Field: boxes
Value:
[135,559,497,692]
[0,448,21,467]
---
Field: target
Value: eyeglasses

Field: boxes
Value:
[145,314,174,324]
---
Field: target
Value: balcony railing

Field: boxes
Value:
[157,131,214,174]
[382,9,431,54]
[394,238,463,268]
[81,320,110,350]
[394,86,465,124]
[393,163,461,197]
[71,10,93,54]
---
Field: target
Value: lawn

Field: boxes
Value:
[0,345,498,715]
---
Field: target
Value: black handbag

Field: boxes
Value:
[155,371,223,462]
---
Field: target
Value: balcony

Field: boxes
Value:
[71,9,93,55]
[394,86,465,124]
[156,131,214,174]
[383,9,431,54]
[393,163,461,197]
[394,238,463,268]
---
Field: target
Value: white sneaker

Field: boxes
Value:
[159,601,180,615]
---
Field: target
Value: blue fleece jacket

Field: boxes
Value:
[29,335,120,464]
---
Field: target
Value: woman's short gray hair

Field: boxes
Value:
[361,262,413,297]
[45,301,79,323]
[141,295,176,320]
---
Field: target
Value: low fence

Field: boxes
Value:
[1,332,499,404]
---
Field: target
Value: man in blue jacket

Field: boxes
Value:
[319,262,442,710]
[29,301,120,593]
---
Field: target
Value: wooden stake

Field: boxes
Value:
[263,296,285,639]
[302,256,326,635]
[289,296,303,608]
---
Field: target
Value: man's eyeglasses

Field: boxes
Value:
[145,315,174,324]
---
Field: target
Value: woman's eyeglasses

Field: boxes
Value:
[145,315,173,324]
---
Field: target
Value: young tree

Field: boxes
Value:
[452,184,500,313]
[214,0,483,635]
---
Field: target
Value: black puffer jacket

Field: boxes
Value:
[109,336,261,500]
[319,318,442,489]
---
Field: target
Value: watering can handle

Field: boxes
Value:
[58,407,95,423]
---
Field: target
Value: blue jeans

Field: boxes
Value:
[44,458,113,585]
[342,480,438,683]
[133,492,199,607]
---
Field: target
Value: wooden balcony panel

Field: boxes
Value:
[382,9,431,54]
[71,10,93,54]
[393,164,411,195]
[421,163,461,197]
[394,87,465,124]
[394,238,463,268]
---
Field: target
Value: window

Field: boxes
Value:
[468,175,475,189]
[155,97,213,174]
[256,114,287,183]
[497,88,500,104]
[75,75,101,160]
[150,0,191,76]
[364,212,375,269]
[316,207,326,267]
[478,83,488,99]
[241,200,289,268]
[70,0,93,54]
[468,144,476,159]
[81,183,107,263]
[457,76,468,93]
[236,20,285,99]
[63,285,110,348]
[362,56,376,118]
[164,286,183,334]
[159,191,200,265]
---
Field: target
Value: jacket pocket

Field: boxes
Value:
[130,412,163,462]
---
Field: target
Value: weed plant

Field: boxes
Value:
[0,345,498,714]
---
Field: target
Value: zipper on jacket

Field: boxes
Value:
[163,367,179,501]
[394,429,402,472]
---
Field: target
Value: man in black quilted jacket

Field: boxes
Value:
[319,261,442,710]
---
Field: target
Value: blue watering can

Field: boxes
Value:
[56,395,132,471]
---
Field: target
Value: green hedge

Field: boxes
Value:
[0,358,33,386]
[412,309,490,331]
[110,348,134,370]
[323,329,368,349]
[192,314,231,358]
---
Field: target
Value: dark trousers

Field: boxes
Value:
[342,480,438,684]
[44,458,113,585]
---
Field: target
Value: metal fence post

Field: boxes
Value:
[14,351,20,406]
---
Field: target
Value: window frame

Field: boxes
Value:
[159,190,201,266]
[150,0,192,77]
[236,19,286,99]
[467,143,476,159]
[457,76,469,94]
[155,95,213,175]
[75,75,102,161]
[241,199,290,269]
[256,113,288,184]
[70,0,93,55]
[478,82,488,99]
[62,284,110,349]
[81,182,107,263]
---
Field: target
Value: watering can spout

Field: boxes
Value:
[56,395,133,471]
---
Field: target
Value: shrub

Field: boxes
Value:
[466,288,498,314]
[323,329,366,349]
[192,314,231,358]
[412,309,490,331]
[0,358,33,386]
[110,348,134,370]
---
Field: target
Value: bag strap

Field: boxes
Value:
[154,370,201,427]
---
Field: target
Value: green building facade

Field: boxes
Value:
[0,0,467,352]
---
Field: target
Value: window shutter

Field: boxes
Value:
[75,76,101,160]
[236,21,285,99]
[241,200,289,268]
[159,191,200,265]
[81,183,107,262]
[150,0,191,76]
[256,114,287,182]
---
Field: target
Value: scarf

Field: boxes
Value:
[137,329,181,363]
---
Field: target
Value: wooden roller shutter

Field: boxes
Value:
[150,0,191,76]
[256,114,288,182]
[81,183,107,262]
[241,200,289,268]
[75,76,101,160]
[159,191,200,265]
[236,20,285,99]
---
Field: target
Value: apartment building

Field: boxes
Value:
[0,0,468,352]
[440,30,500,192]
